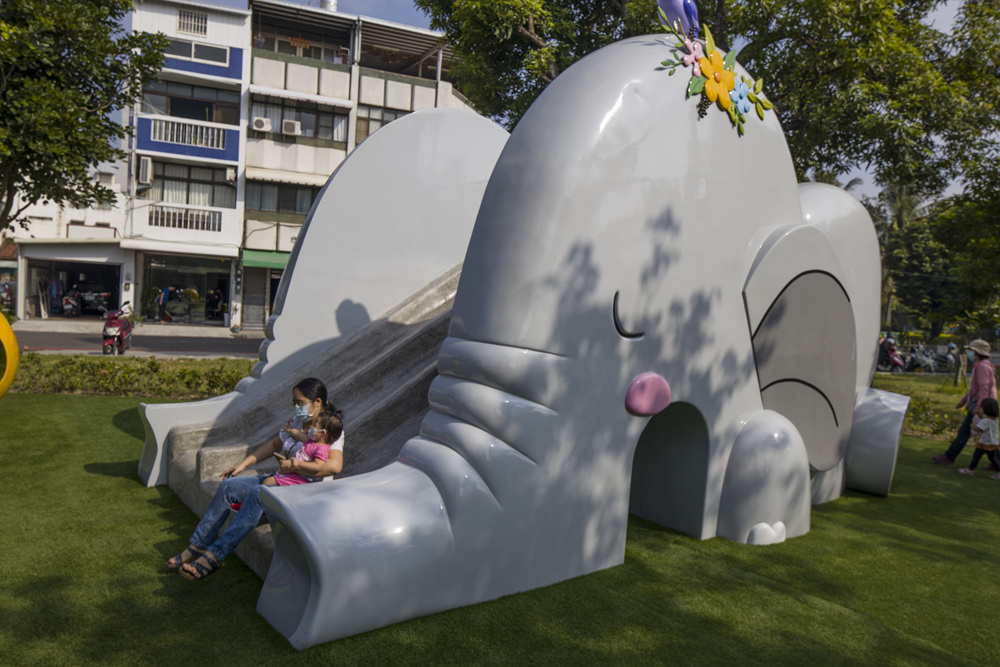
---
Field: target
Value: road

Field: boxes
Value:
[16,329,264,359]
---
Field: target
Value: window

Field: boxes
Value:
[142,81,239,125]
[251,97,347,142]
[165,38,228,66]
[178,10,208,36]
[246,182,318,215]
[139,162,236,209]
[356,105,409,144]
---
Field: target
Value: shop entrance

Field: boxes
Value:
[25,260,121,317]
[143,253,231,325]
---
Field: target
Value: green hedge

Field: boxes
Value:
[11,353,253,399]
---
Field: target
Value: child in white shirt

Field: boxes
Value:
[959,398,1000,480]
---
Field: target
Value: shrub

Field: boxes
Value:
[11,353,252,399]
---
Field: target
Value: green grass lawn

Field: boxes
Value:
[2,393,999,665]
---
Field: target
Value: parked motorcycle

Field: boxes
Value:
[877,337,905,373]
[100,301,133,355]
[933,342,958,372]
[61,290,82,317]
[905,344,936,373]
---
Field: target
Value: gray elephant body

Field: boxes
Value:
[257,35,906,648]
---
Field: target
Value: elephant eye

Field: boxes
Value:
[613,291,644,339]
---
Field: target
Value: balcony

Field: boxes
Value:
[149,204,222,232]
[137,116,240,161]
[150,118,227,151]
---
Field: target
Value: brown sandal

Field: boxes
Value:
[179,551,221,581]
[166,545,206,571]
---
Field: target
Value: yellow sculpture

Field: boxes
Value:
[0,315,18,399]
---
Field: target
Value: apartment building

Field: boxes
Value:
[10,0,471,331]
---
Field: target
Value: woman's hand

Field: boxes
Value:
[220,462,246,479]
[278,459,296,472]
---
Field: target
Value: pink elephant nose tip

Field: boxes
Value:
[625,372,672,416]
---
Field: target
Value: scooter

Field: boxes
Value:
[905,344,936,373]
[933,343,958,372]
[877,337,905,373]
[100,301,133,355]
[61,290,82,317]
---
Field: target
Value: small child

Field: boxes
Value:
[264,411,344,487]
[959,397,1000,480]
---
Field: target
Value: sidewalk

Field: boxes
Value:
[11,316,263,339]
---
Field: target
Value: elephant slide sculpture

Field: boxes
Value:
[254,35,909,648]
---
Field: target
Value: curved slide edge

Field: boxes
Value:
[256,462,458,649]
[844,387,909,496]
[137,392,239,487]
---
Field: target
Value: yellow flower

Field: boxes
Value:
[698,49,735,110]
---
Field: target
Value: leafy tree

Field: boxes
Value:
[417,1,1000,201]
[882,213,963,338]
[415,0,660,122]
[0,0,166,232]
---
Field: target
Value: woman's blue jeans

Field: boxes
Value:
[190,473,269,561]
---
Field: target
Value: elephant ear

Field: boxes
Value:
[743,225,857,473]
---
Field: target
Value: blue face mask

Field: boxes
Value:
[294,403,311,421]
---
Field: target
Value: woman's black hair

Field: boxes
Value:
[980,397,999,419]
[294,377,328,404]
[294,378,344,422]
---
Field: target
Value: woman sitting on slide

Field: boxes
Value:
[166,377,344,580]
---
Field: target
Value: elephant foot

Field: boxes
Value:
[747,521,787,545]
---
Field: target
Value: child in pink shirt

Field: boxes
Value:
[264,411,344,487]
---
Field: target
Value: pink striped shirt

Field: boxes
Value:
[961,359,997,409]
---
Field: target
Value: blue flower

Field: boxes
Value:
[730,81,751,115]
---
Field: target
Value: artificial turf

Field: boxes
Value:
[1,393,998,665]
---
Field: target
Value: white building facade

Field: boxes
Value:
[10,0,473,330]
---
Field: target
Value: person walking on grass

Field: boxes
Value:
[958,398,1000,480]
[933,339,997,467]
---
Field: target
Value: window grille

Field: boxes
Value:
[178,10,208,36]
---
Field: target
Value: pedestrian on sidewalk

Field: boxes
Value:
[933,339,997,466]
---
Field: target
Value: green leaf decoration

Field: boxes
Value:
[723,48,738,72]
[727,105,736,123]
[756,102,764,120]
[688,76,706,96]
[755,78,763,94]
[669,69,675,76]
[704,25,715,54]
[748,93,758,104]
[738,122,745,136]
[761,98,773,110]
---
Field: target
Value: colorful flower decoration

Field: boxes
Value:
[730,80,751,115]
[657,7,774,136]
[681,39,703,76]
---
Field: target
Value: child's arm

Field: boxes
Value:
[278,420,310,443]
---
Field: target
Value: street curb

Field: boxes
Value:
[12,317,263,339]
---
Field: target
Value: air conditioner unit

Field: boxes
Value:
[282,119,302,136]
[225,167,237,182]
[137,156,153,186]
[252,116,272,132]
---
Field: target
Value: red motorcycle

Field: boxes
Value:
[877,336,905,373]
[100,301,133,355]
